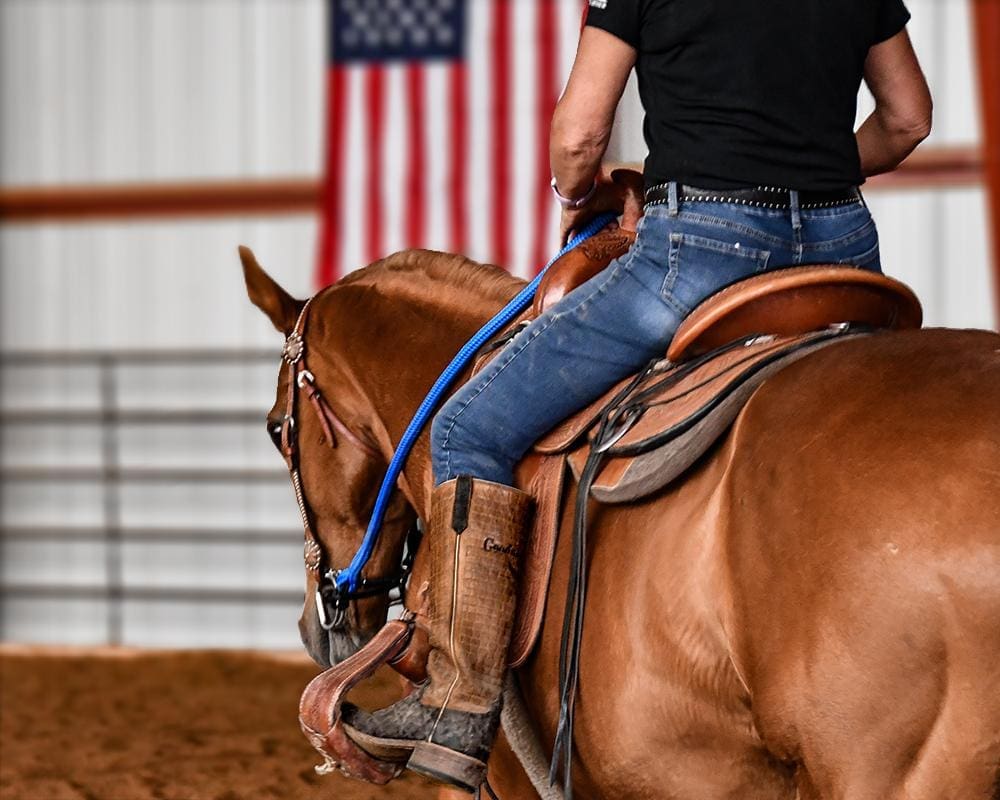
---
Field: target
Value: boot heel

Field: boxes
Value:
[407,740,487,793]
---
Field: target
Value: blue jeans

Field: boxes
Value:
[431,185,881,486]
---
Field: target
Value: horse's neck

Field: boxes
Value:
[386,317,502,520]
[332,269,517,519]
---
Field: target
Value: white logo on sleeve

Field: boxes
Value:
[589,0,608,8]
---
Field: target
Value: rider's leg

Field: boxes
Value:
[432,196,882,485]
[343,216,690,791]
[432,222,686,487]
[343,473,532,791]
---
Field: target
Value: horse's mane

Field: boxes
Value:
[335,249,524,306]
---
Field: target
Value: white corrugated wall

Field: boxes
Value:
[0,0,327,648]
[0,0,995,648]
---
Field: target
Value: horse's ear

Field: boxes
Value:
[239,245,303,334]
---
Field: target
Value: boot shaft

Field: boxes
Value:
[421,476,533,713]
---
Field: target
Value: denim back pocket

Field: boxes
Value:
[665,232,771,314]
[836,238,882,272]
[807,211,882,273]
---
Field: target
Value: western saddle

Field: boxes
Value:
[298,225,923,785]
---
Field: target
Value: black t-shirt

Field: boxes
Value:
[585,0,910,191]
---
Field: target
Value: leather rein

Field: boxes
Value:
[278,297,419,631]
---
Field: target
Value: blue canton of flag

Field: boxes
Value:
[331,0,467,63]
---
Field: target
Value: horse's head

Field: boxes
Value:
[240,246,416,668]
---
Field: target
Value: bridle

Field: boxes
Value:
[278,296,419,632]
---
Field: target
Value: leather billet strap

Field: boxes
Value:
[508,452,567,668]
[299,617,415,783]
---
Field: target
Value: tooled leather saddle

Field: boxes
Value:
[501,226,922,669]
[298,224,923,785]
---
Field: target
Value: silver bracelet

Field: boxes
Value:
[551,177,598,209]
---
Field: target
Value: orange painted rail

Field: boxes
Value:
[0,146,984,224]
[0,178,320,222]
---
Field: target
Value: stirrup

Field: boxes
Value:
[408,740,488,794]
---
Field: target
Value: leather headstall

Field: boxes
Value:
[279,296,420,632]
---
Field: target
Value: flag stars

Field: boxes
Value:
[385,26,404,46]
[334,0,465,62]
[435,25,454,46]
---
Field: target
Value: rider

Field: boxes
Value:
[344,0,932,790]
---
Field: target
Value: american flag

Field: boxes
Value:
[316,0,588,286]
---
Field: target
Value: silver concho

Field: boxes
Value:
[282,332,305,364]
[304,539,322,572]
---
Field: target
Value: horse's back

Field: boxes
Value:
[723,327,1000,799]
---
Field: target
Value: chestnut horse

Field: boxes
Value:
[241,246,1000,800]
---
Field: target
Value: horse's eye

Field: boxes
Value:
[267,420,284,451]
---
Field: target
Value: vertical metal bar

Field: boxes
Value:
[973,0,1000,325]
[99,356,124,645]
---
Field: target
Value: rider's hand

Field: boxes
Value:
[559,168,645,246]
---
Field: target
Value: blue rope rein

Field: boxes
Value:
[336,212,619,592]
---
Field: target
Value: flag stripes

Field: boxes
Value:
[316,0,586,287]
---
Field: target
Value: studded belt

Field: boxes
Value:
[644,183,861,211]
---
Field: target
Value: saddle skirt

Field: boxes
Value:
[540,329,863,503]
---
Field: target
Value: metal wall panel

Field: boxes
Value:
[0,352,305,648]
[0,0,324,184]
[0,217,317,351]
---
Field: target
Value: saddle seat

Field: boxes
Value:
[533,226,922,360]
[668,264,923,361]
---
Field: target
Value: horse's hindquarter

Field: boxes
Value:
[723,328,1000,799]
[515,328,1000,799]
[521,424,797,798]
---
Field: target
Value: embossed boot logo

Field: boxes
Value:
[483,537,519,558]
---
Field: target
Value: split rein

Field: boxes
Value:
[278,297,418,631]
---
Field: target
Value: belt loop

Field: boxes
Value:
[789,189,802,233]
[667,181,679,218]
[857,187,868,209]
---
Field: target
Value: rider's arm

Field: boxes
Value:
[856,29,933,178]
[550,26,637,201]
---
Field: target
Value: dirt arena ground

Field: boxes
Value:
[0,646,442,800]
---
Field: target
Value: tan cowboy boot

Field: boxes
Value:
[342,475,533,793]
